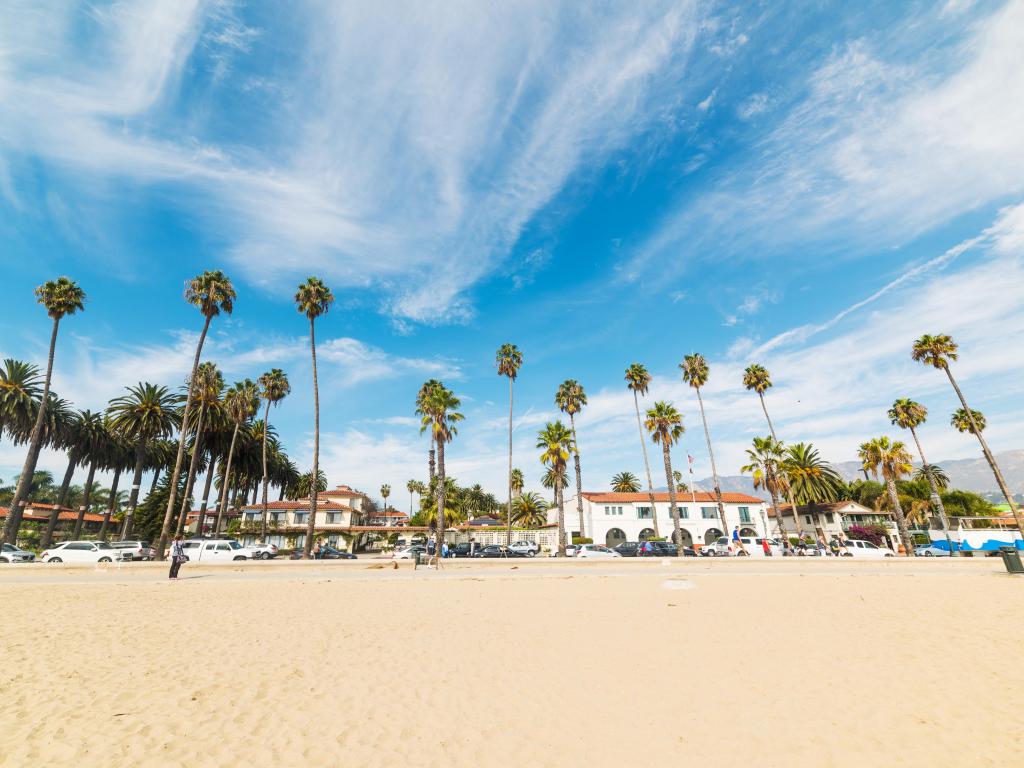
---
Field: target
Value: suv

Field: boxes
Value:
[109,540,155,561]
[178,539,253,563]
[451,542,482,558]
[1,543,35,563]
[614,542,640,557]
[249,542,279,560]
[638,541,679,557]
[509,540,539,557]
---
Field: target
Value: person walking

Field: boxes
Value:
[762,537,771,557]
[169,535,186,579]
[817,535,828,557]
[731,526,747,556]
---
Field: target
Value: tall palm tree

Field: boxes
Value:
[296,277,334,558]
[512,491,548,528]
[742,363,803,536]
[43,409,106,547]
[912,333,1022,533]
[406,479,421,517]
[99,432,132,541]
[555,379,587,540]
[611,471,641,493]
[416,379,442,483]
[741,436,790,542]
[257,368,291,541]
[157,270,235,560]
[496,344,523,546]
[888,398,956,555]
[3,277,85,545]
[645,402,684,547]
[107,383,180,539]
[680,353,729,538]
[537,421,573,556]
[782,443,843,508]
[0,359,42,445]
[380,483,391,514]
[419,382,463,557]
[859,436,916,556]
[510,468,524,499]
[624,363,660,539]
[174,362,224,536]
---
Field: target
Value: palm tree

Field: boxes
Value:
[107,383,180,539]
[215,380,260,535]
[157,270,235,560]
[537,421,573,556]
[914,463,949,489]
[680,353,729,539]
[645,402,684,547]
[624,363,660,539]
[42,410,106,547]
[512,491,548,528]
[742,363,803,536]
[951,407,986,434]
[611,471,641,493]
[419,382,463,558]
[380,483,391,516]
[913,334,1022,533]
[741,436,790,543]
[257,368,291,540]
[555,379,588,540]
[406,479,422,517]
[859,436,916,556]
[510,468,524,499]
[3,277,85,545]
[0,359,42,445]
[174,362,224,536]
[496,343,523,546]
[98,432,131,541]
[888,398,956,555]
[296,277,334,558]
[781,442,843,539]
[416,379,442,483]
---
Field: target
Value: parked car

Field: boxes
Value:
[915,544,950,557]
[637,541,681,557]
[614,541,640,557]
[178,538,254,563]
[109,540,155,561]
[0,542,36,563]
[40,541,129,564]
[576,543,621,559]
[473,545,526,558]
[392,545,426,560]
[319,545,357,560]
[249,542,280,560]
[509,540,539,557]
[562,544,580,557]
[841,539,895,559]
[451,542,483,558]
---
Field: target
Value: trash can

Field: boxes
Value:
[999,546,1024,574]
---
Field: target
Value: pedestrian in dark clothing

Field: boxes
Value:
[169,535,186,579]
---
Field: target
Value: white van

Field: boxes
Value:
[179,539,254,563]
[708,536,781,557]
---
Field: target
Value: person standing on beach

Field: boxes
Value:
[731,526,747,556]
[762,537,771,557]
[169,535,185,579]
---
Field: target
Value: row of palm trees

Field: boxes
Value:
[2,273,336,559]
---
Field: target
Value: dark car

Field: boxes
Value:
[613,542,640,557]
[320,545,357,560]
[637,541,680,557]
[473,545,525,558]
[451,542,483,558]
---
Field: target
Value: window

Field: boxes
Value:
[217,544,231,551]
[637,506,652,519]
[678,507,688,519]
[245,512,258,522]
[825,513,834,523]
[604,506,623,516]
[738,506,751,523]
[327,513,341,524]
[271,513,284,524]
[701,507,718,519]
[294,512,309,524]
[804,515,812,525]
[67,542,90,551]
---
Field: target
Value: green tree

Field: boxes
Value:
[742,436,790,542]
[556,379,587,542]
[0,359,42,445]
[257,368,291,540]
[512,491,548,528]
[295,277,334,558]
[537,421,573,556]
[645,402,685,547]
[174,362,224,536]
[416,379,442,483]
[625,363,660,539]
[611,471,641,493]
[215,380,258,534]
[419,383,463,557]
[680,353,729,538]
[859,436,915,555]
[510,468,524,500]
[951,407,985,434]
[497,343,523,546]
[913,334,1022,533]
[43,410,107,547]
[3,277,86,545]
[380,483,391,512]
[157,270,235,560]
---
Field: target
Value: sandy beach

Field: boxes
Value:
[2,557,1022,767]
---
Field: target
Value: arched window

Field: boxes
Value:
[638,528,656,541]
[605,528,627,547]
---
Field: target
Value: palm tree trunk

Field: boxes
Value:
[909,425,956,556]
[194,451,218,538]
[428,440,436,483]
[72,461,97,539]
[506,376,514,546]
[758,394,803,537]
[555,476,565,556]
[944,366,1023,533]
[771,486,789,543]
[633,391,660,539]
[149,466,162,497]
[41,450,80,549]
[99,467,121,541]
[436,438,447,556]
[886,476,915,556]
[695,387,729,539]
[3,317,59,545]
[569,412,585,540]
[156,314,212,561]
[215,422,241,536]
[303,317,321,559]
[260,398,272,541]
[175,406,207,537]
[662,442,681,547]
[121,443,147,539]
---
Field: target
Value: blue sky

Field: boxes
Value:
[2,0,1023,506]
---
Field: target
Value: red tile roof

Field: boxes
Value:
[321,485,366,498]
[582,491,764,504]
[0,507,109,523]
[240,500,354,511]
[768,501,882,518]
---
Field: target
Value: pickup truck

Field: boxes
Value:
[178,539,254,563]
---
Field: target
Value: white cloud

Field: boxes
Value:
[736,92,769,119]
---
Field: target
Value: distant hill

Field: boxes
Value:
[676,449,1024,501]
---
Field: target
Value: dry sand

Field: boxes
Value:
[1,557,1022,767]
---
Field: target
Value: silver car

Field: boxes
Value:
[1,543,35,563]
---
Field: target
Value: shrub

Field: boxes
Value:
[571,536,593,545]
[847,524,887,546]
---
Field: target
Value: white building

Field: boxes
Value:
[552,491,769,548]
[235,484,374,549]
[769,501,901,548]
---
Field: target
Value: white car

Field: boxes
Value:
[915,544,950,557]
[392,545,426,560]
[249,542,280,560]
[40,541,129,564]
[509,540,539,557]
[1,543,36,563]
[178,539,254,563]
[575,544,621,559]
[842,539,895,559]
